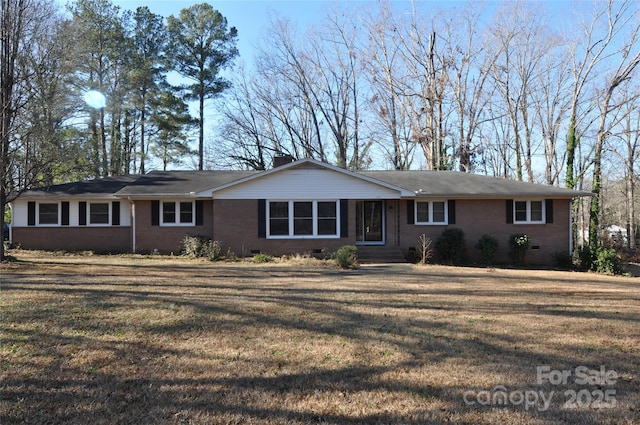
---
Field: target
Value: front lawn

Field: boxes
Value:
[1,251,638,424]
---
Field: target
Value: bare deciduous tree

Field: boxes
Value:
[588,8,640,258]
[361,1,415,170]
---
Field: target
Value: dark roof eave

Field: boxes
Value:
[406,192,593,199]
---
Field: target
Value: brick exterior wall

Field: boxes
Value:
[134,200,214,254]
[12,227,131,253]
[213,199,354,257]
[398,198,571,265]
[11,197,572,265]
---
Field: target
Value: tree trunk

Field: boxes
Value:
[565,115,578,189]
[199,88,204,170]
[628,162,635,251]
[140,103,146,174]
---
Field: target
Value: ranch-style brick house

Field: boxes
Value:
[9,158,591,264]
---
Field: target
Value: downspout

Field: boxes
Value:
[8,203,13,245]
[129,197,136,253]
[569,199,573,256]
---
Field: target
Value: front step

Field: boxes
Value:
[356,245,406,263]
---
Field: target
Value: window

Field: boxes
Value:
[317,202,337,235]
[294,202,313,235]
[269,202,289,235]
[415,201,447,225]
[530,201,543,222]
[513,200,545,224]
[267,200,339,238]
[161,201,195,226]
[180,202,193,223]
[89,203,110,224]
[515,201,528,222]
[39,203,59,225]
[163,202,176,223]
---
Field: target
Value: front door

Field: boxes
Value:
[356,200,384,244]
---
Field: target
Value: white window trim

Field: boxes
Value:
[415,200,448,225]
[37,202,60,226]
[88,202,112,226]
[266,200,340,239]
[513,199,546,224]
[160,200,196,227]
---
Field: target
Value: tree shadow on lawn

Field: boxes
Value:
[1,265,638,424]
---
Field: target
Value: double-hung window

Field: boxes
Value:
[317,202,337,235]
[38,203,59,225]
[267,200,339,238]
[269,202,289,235]
[89,203,110,224]
[161,201,195,226]
[513,200,545,224]
[415,200,447,225]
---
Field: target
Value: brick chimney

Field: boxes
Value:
[273,154,294,168]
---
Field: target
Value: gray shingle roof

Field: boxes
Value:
[17,163,590,199]
[116,170,258,196]
[361,171,591,198]
[18,175,140,199]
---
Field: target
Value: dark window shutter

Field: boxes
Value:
[545,199,554,224]
[258,199,266,238]
[151,200,159,226]
[112,201,120,226]
[448,200,456,224]
[340,199,348,237]
[28,202,36,226]
[407,200,415,224]
[506,200,514,224]
[195,200,204,225]
[79,202,87,226]
[61,202,70,226]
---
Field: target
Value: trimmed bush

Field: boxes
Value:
[475,234,499,265]
[509,233,530,264]
[435,228,467,265]
[335,245,358,269]
[593,248,623,275]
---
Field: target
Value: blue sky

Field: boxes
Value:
[109,0,575,69]
[113,0,350,63]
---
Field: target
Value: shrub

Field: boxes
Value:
[181,235,223,261]
[593,248,623,275]
[404,247,419,264]
[253,253,273,263]
[575,245,591,270]
[508,233,530,264]
[551,251,573,270]
[475,234,499,265]
[335,245,358,269]
[417,234,434,265]
[435,228,467,265]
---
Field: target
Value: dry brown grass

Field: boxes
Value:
[1,250,638,424]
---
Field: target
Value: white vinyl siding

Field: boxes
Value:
[213,168,400,200]
[10,200,131,227]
